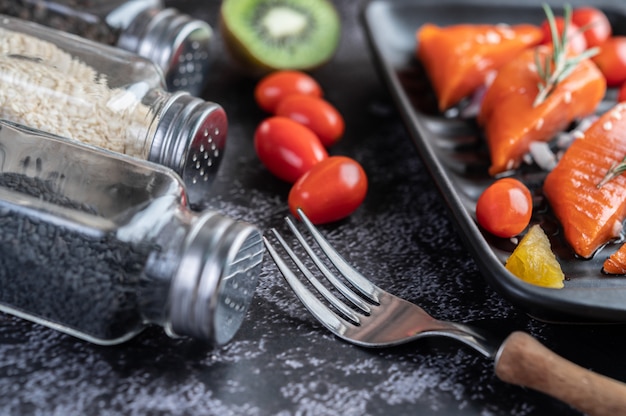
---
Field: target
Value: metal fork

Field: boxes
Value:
[263,209,626,416]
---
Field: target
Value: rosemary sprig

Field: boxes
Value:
[597,156,626,188]
[533,4,599,107]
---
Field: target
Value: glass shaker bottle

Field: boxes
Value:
[0,120,264,346]
[0,15,224,208]
[0,0,213,94]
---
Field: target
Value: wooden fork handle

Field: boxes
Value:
[494,331,626,415]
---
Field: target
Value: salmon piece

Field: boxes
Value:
[478,46,606,176]
[416,23,543,111]
[603,243,626,275]
[543,103,626,259]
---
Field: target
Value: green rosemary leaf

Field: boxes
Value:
[597,156,626,188]
[533,3,599,108]
[570,47,601,63]
[544,3,559,47]
[556,48,599,81]
[560,5,570,50]
[534,52,545,79]
[543,53,552,76]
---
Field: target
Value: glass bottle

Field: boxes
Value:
[0,120,265,346]
[0,0,213,94]
[0,14,225,208]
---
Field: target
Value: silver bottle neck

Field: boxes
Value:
[118,8,213,95]
[167,211,264,345]
[149,92,228,208]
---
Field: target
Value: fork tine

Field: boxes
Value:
[262,235,355,336]
[296,208,381,304]
[265,229,360,324]
[284,217,372,314]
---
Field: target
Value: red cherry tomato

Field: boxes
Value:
[275,95,345,147]
[572,6,612,48]
[540,16,587,55]
[592,36,626,87]
[254,70,323,113]
[254,116,328,183]
[288,156,368,224]
[475,178,532,238]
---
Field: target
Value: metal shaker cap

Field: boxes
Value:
[150,92,227,208]
[118,8,213,96]
[168,211,264,345]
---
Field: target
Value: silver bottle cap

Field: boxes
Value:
[150,92,228,208]
[168,211,264,345]
[118,8,213,96]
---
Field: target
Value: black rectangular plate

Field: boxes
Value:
[362,0,626,322]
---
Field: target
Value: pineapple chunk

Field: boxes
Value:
[505,224,565,289]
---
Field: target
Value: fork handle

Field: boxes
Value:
[494,331,626,416]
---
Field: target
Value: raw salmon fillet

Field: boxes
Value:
[478,46,606,176]
[603,243,626,275]
[544,103,626,259]
[417,23,543,111]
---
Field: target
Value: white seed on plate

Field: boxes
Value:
[577,116,597,132]
[530,141,557,171]
[563,90,572,104]
[603,121,613,131]
[523,153,533,165]
[535,118,544,130]
[485,30,501,44]
[498,25,515,39]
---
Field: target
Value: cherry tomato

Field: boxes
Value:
[592,36,626,87]
[475,178,532,238]
[275,95,345,147]
[254,70,323,113]
[540,16,587,55]
[288,156,368,224]
[572,6,612,48]
[254,116,328,183]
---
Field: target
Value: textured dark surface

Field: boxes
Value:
[1,1,626,415]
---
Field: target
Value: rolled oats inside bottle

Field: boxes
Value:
[0,16,227,208]
[0,0,213,94]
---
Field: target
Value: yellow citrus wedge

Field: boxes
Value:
[505,224,565,289]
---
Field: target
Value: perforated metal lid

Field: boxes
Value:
[118,8,213,96]
[167,210,264,345]
[149,92,227,208]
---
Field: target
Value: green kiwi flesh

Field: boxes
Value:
[220,0,341,75]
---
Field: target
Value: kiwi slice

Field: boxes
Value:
[220,0,341,75]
